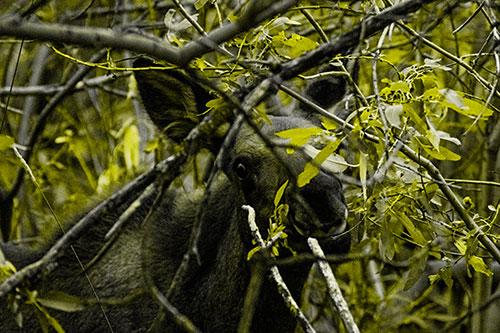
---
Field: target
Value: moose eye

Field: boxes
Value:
[234,162,248,180]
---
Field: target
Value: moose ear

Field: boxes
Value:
[133,58,213,143]
[303,64,348,111]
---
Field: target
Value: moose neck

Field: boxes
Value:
[145,176,309,332]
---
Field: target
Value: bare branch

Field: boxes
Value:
[0,0,298,67]
[0,73,130,96]
[280,84,500,265]
[307,238,359,333]
[242,205,316,333]
[0,15,181,64]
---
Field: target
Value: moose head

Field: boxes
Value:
[0,58,349,332]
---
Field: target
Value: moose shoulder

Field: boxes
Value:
[0,59,349,332]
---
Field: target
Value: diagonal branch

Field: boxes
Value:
[6,50,107,205]
[276,0,437,82]
[280,84,500,265]
[0,0,298,67]
[0,73,236,298]
[242,205,316,333]
[307,238,359,333]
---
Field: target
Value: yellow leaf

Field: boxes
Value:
[469,256,493,276]
[360,152,368,201]
[274,180,289,207]
[297,140,340,187]
[124,125,140,173]
[454,239,466,255]
[272,32,319,58]
[275,127,322,153]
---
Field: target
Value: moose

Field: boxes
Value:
[0,58,349,332]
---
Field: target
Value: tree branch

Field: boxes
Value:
[307,238,359,333]
[242,205,316,333]
[0,73,130,96]
[280,84,500,265]
[0,15,181,64]
[0,0,298,67]
[276,0,437,82]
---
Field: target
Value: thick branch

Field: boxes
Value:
[0,15,181,64]
[0,164,157,298]
[276,0,436,82]
[308,238,359,333]
[0,0,298,67]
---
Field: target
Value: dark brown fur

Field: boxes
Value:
[0,59,349,332]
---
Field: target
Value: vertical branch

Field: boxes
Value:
[243,205,316,333]
[8,49,107,201]
[307,238,359,333]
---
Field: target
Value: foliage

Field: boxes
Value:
[1,0,500,332]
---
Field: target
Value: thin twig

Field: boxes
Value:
[279,84,500,265]
[0,73,130,96]
[242,205,316,333]
[8,49,107,203]
[0,155,161,298]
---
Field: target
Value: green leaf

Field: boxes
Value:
[416,137,461,161]
[38,291,86,312]
[425,118,440,151]
[404,105,427,134]
[379,217,395,261]
[359,152,367,201]
[422,87,440,100]
[297,140,341,187]
[396,211,428,246]
[439,89,494,118]
[440,266,454,288]
[0,135,14,151]
[33,304,65,333]
[194,0,209,10]
[424,145,461,161]
[274,180,289,207]
[461,95,495,118]
[124,124,140,173]
[404,247,429,290]
[469,256,493,276]
[275,127,322,153]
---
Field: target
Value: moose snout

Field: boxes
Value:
[291,171,347,238]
